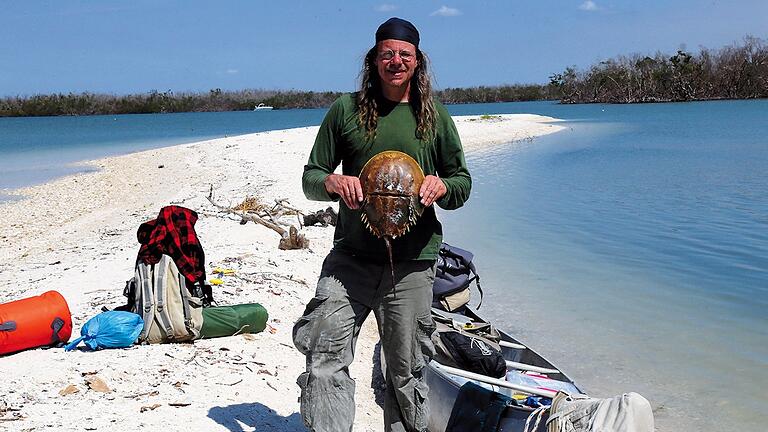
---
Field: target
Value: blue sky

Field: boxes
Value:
[1,1,766,96]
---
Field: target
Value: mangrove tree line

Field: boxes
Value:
[550,36,768,103]
[0,84,558,117]
[1,35,766,116]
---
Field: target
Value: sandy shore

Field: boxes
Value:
[0,114,564,431]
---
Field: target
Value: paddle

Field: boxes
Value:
[505,360,560,375]
[431,360,558,399]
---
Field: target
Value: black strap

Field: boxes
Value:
[124,278,136,306]
[50,317,65,344]
[113,278,137,312]
[194,277,215,308]
[202,283,215,307]
[440,243,473,267]
[0,321,17,331]
[468,261,484,309]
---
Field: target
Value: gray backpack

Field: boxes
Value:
[433,243,484,311]
[539,392,654,432]
[128,255,204,344]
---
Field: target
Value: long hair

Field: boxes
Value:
[357,46,437,142]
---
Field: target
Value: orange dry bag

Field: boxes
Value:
[0,290,72,355]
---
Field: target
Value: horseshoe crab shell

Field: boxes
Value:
[359,150,425,240]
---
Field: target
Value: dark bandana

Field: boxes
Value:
[375,17,419,48]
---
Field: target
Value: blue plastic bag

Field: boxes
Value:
[64,311,143,351]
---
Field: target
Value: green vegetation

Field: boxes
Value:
[468,114,503,122]
[438,84,557,104]
[1,35,765,117]
[550,36,768,103]
[0,89,344,117]
[0,85,555,117]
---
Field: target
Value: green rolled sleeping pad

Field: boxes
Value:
[199,303,268,339]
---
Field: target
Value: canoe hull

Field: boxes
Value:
[425,307,580,432]
[426,362,550,432]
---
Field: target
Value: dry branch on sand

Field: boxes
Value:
[303,207,338,227]
[206,186,309,250]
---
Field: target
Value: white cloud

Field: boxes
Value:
[430,6,462,17]
[226,69,239,75]
[375,4,397,12]
[579,1,598,11]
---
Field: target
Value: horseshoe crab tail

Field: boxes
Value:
[384,236,396,298]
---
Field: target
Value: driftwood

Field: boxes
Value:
[279,226,310,250]
[303,207,338,227]
[207,187,309,250]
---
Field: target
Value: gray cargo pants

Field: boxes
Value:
[292,250,437,432]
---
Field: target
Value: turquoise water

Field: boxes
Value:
[441,100,768,431]
[1,101,766,430]
[0,109,328,194]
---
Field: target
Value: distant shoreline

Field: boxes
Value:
[1,91,765,118]
[0,85,557,118]
[5,36,764,116]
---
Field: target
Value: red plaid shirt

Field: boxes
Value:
[137,206,206,284]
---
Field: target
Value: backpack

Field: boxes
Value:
[115,206,214,343]
[431,316,506,378]
[543,392,654,432]
[445,382,513,432]
[433,243,484,312]
[135,206,214,307]
[125,254,204,344]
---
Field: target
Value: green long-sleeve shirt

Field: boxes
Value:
[302,93,471,261]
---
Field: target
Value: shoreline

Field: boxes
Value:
[0,114,564,431]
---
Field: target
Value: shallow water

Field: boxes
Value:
[2,100,766,430]
[0,109,327,191]
[440,99,768,431]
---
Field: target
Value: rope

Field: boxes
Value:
[523,404,550,432]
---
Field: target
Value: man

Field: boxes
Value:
[293,17,471,432]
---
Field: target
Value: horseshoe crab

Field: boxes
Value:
[359,150,425,287]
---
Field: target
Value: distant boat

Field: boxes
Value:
[253,103,273,111]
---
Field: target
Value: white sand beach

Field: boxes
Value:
[0,114,564,431]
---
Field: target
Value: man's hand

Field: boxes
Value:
[419,175,446,207]
[324,174,364,209]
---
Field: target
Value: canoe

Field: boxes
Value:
[425,307,585,432]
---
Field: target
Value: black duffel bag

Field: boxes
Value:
[433,243,483,311]
[432,320,507,379]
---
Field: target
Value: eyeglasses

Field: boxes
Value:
[378,50,415,63]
